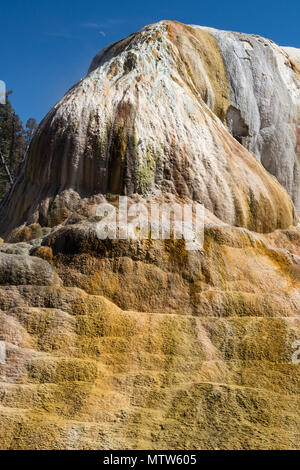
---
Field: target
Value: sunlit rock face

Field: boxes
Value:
[0,21,298,237]
[204,27,300,209]
[0,21,300,450]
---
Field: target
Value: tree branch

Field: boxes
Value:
[0,150,14,185]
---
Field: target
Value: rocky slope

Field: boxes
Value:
[0,20,300,450]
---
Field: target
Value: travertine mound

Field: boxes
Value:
[0,21,300,450]
[0,21,298,236]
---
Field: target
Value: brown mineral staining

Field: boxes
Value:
[31,246,53,263]
[123,51,137,73]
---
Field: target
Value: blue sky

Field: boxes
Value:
[1,0,300,125]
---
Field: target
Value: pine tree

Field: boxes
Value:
[25,117,38,143]
[0,91,30,199]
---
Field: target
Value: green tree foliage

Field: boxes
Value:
[0,91,37,199]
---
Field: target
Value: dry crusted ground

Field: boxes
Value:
[0,223,300,449]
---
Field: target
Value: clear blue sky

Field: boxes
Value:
[1,0,300,125]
